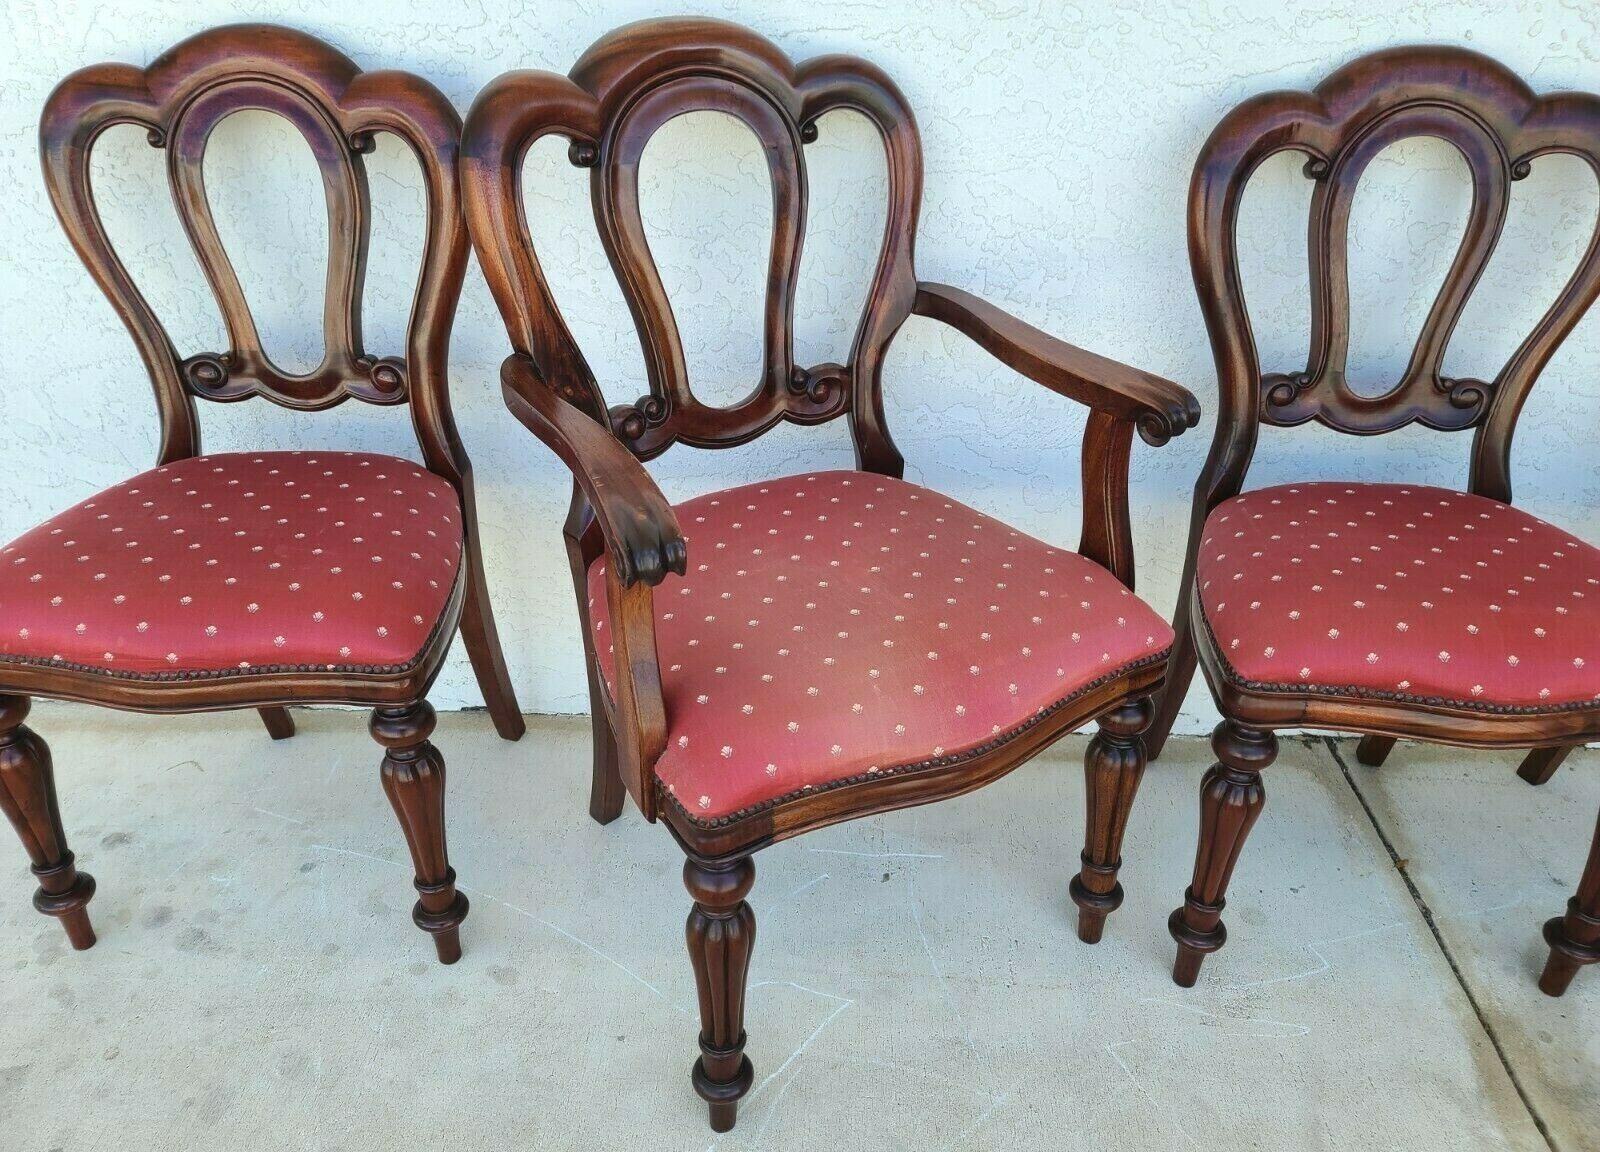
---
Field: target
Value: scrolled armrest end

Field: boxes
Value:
[1136,389,1203,447]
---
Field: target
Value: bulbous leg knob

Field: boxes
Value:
[1169,720,1273,986]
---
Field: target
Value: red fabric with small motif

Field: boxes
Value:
[588,470,1172,822]
[0,451,462,676]
[1197,482,1600,709]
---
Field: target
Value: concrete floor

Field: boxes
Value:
[0,706,1594,1151]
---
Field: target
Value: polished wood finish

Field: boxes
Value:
[258,706,297,741]
[1171,720,1274,987]
[1144,46,1600,995]
[0,696,95,950]
[1517,745,1572,786]
[1540,807,1600,995]
[684,855,756,1132]
[37,22,520,731]
[2,25,521,960]
[462,16,1197,1128]
[1071,696,1154,943]
[1354,734,1395,767]
[373,701,466,965]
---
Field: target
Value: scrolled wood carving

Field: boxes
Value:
[40,22,470,468]
[1188,44,1600,506]
[461,16,922,473]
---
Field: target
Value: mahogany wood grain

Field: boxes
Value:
[1355,734,1395,767]
[258,706,297,741]
[1144,46,1600,998]
[1517,745,1573,786]
[911,283,1200,446]
[684,855,756,1132]
[1171,720,1274,987]
[36,22,520,732]
[1071,696,1154,943]
[5,25,521,962]
[0,696,95,950]
[461,16,1198,1128]
[1540,807,1600,995]
[374,700,466,965]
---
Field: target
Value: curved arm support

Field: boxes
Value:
[912,282,1200,446]
[500,354,687,588]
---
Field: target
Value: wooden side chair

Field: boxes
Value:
[461,16,1199,1131]
[1,25,524,965]
[1140,46,1600,995]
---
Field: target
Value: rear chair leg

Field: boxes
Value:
[373,701,468,964]
[1072,696,1152,943]
[1355,735,1395,767]
[0,695,95,949]
[586,655,625,825]
[684,855,756,1133]
[458,552,526,742]
[1539,805,1600,996]
[1170,720,1274,986]
[1519,745,1573,787]
[1145,607,1196,763]
[258,707,295,740]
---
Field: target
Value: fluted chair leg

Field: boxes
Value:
[1540,805,1600,996]
[373,701,468,964]
[0,695,95,949]
[1072,696,1152,943]
[684,855,756,1132]
[1170,720,1274,987]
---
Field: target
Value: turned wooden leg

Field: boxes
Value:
[459,547,526,742]
[1355,734,1395,767]
[1519,745,1574,787]
[1170,720,1274,987]
[0,696,95,950]
[258,707,295,741]
[1071,696,1153,943]
[685,855,756,1133]
[1539,805,1600,996]
[373,702,467,964]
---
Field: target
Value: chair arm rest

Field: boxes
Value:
[913,282,1200,445]
[500,354,687,588]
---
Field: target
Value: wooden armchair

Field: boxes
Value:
[0,25,523,965]
[1140,46,1600,996]
[461,17,1198,1130]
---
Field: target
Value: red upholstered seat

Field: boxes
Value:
[588,470,1173,823]
[0,451,462,678]
[1197,482,1600,711]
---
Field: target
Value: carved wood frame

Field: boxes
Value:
[462,15,1202,1129]
[1150,44,1600,998]
[26,23,521,724]
[461,16,1198,848]
[1149,44,1600,756]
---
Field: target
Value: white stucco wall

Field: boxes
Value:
[2,1,1598,733]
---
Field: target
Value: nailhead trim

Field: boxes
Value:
[660,647,1171,829]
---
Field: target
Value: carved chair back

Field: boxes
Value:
[1191,45,1600,509]
[461,16,922,473]
[39,24,472,484]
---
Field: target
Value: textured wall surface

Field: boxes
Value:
[3,1,1599,733]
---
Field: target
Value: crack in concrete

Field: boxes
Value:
[1323,735,1560,1152]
